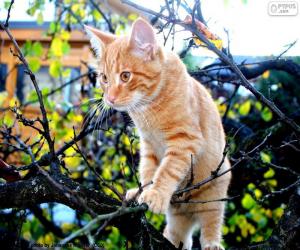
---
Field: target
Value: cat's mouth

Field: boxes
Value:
[111,104,128,112]
[105,99,129,112]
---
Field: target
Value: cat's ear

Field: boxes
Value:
[84,25,116,58]
[129,18,157,60]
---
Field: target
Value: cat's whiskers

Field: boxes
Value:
[135,98,159,127]
[128,102,150,129]
[98,100,111,130]
[82,99,101,130]
[91,101,104,136]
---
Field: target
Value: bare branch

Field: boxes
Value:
[4,0,14,27]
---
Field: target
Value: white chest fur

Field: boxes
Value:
[139,128,166,161]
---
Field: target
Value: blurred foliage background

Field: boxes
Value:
[0,0,299,249]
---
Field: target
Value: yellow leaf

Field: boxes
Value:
[241,225,248,238]
[70,171,80,179]
[217,103,226,115]
[241,193,256,210]
[128,13,138,21]
[51,37,63,57]
[61,222,74,233]
[3,113,14,127]
[260,152,271,163]
[265,209,272,218]
[103,167,112,179]
[51,111,60,122]
[227,110,236,119]
[239,100,251,116]
[74,114,83,122]
[49,60,62,78]
[264,168,275,178]
[262,70,270,79]
[44,233,54,244]
[249,223,256,235]
[71,3,80,12]
[83,170,89,178]
[9,97,19,107]
[122,135,130,147]
[267,179,277,187]
[19,169,29,178]
[119,155,127,164]
[60,30,70,40]
[222,226,229,235]
[254,188,262,199]
[211,39,223,50]
[273,207,284,219]
[92,9,102,21]
[65,156,81,168]
[23,231,32,240]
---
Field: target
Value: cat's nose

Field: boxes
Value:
[107,94,117,104]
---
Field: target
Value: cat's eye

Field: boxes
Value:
[120,71,131,82]
[100,73,108,84]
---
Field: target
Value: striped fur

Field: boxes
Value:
[87,18,231,250]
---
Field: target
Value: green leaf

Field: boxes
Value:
[37,11,44,25]
[32,42,43,57]
[260,151,271,163]
[241,193,256,210]
[255,101,262,111]
[264,168,275,178]
[22,41,32,56]
[27,90,38,102]
[62,41,70,55]
[247,183,255,190]
[49,22,60,34]
[4,1,11,9]
[27,6,37,16]
[49,60,62,78]
[28,57,41,73]
[41,88,50,96]
[3,113,14,127]
[261,107,273,122]
[239,100,251,116]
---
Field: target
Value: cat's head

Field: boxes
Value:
[85,18,164,112]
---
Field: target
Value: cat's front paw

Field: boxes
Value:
[125,188,140,201]
[204,242,224,250]
[138,188,170,214]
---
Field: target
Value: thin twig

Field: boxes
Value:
[59,204,147,245]
[4,0,14,27]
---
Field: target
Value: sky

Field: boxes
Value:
[0,0,299,56]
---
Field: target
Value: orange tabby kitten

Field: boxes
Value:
[86,18,231,250]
